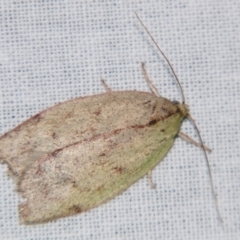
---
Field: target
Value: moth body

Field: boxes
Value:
[0,91,188,223]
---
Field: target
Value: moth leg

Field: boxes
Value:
[178,132,211,153]
[147,170,156,189]
[141,62,160,97]
[101,79,112,92]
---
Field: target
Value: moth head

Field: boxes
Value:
[172,100,189,117]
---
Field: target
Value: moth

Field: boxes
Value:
[0,12,221,224]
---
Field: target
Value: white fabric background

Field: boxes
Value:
[0,1,239,239]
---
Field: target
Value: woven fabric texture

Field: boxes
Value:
[0,1,239,239]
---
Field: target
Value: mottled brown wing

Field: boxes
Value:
[19,104,184,223]
[0,91,165,178]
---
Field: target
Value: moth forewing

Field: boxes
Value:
[0,12,221,225]
[18,92,187,223]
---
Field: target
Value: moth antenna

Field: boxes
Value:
[187,114,223,223]
[134,11,186,104]
[135,11,223,223]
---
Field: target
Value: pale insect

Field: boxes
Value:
[0,12,222,224]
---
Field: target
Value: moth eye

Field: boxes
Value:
[171,100,180,105]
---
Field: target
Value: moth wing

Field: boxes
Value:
[19,106,184,224]
[0,92,162,177]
